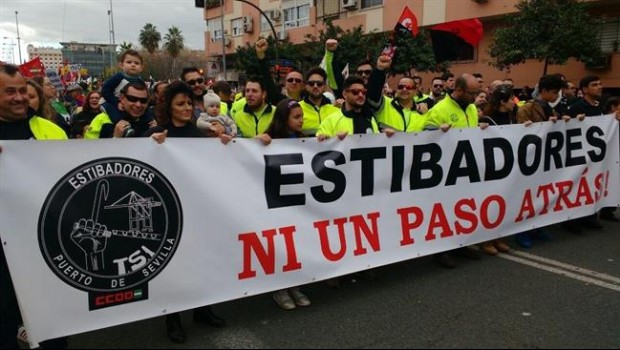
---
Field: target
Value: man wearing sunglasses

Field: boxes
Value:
[429,77,445,103]
[366,56,428,132]
[86,81,157,139]
[316,75,380,140]
[181,67,207,121]
[298,67,340,136]
[355,60,374,86]
[254,39,305,103]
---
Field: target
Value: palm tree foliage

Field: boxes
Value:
[139,23,161,55]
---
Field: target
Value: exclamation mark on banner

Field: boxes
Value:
[604,171,609,197]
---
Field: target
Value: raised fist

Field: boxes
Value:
[255,38,269,59]
[326,39,338,52]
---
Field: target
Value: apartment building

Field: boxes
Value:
[26,45,63,69]
[198,0,620,88]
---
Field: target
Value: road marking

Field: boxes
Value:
[511,250,620,284]
[498,251,620,292]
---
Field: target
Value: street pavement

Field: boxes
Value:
[69,212,620,349]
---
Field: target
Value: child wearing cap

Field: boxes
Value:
[197,90,238,137]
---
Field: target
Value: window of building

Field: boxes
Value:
[260,15,271,33]
[283,0,310,28]
[316,0,339,21]
[207,19,223,39]
[599,16,620,53]
[231,17,244,37]
[453,45,476,63]
[361,0,383,9]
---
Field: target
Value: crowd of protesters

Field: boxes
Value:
[1,36,620,347]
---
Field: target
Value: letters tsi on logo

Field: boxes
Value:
[38,158,182,310]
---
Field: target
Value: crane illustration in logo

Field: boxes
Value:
[70,179,162,272]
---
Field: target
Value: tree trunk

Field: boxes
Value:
[543,57,549,76]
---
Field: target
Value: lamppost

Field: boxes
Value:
[15,11,23,64]
[107,0,116,73]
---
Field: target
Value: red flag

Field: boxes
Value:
[431,18,483,46]
[395,6,419,37]
[19,57,46,78]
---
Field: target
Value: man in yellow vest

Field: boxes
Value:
[367,56,428,132]
[229,77,274,138]
[424,73,484,268]
[317,75,379,139]
[425,73,480,131]
[298,67,340,136]
[0,63,68,349]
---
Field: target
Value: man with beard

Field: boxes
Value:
[230,77,274,138]
[425,73,480,131]
[424,73,483,268]
[181,67,207,121]
[298,67,340,136]
[316,75,378,139]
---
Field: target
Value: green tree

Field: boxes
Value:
[139,23,161,55]
[233,36,302,82]
[488,0,603,75]
[386,29,442,75]
[163,26,185,77]
[118,41,134,53]
[304,22,385,72]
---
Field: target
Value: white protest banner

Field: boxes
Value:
[0,117,618,346]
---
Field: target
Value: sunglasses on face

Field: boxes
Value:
[306,80,325,87]
[186,78,204,86]
[433,84,443,88]
[123,94,149,104]
[397,84,415,91]
[287,78,303,84]
[346,88,367,96]
[356,70,372,76]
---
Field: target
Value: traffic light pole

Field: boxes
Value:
[232,0,279,70]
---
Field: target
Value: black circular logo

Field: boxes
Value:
[38,158,182,293]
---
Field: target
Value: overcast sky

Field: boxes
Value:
[0,0,207,64]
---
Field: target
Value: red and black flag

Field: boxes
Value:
[430,18,483,62]
[395,6,419,37]
[382,7,419,60]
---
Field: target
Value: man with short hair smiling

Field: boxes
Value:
[85,81,156,139]
[181,67,207,120]
[0,63,68,349]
